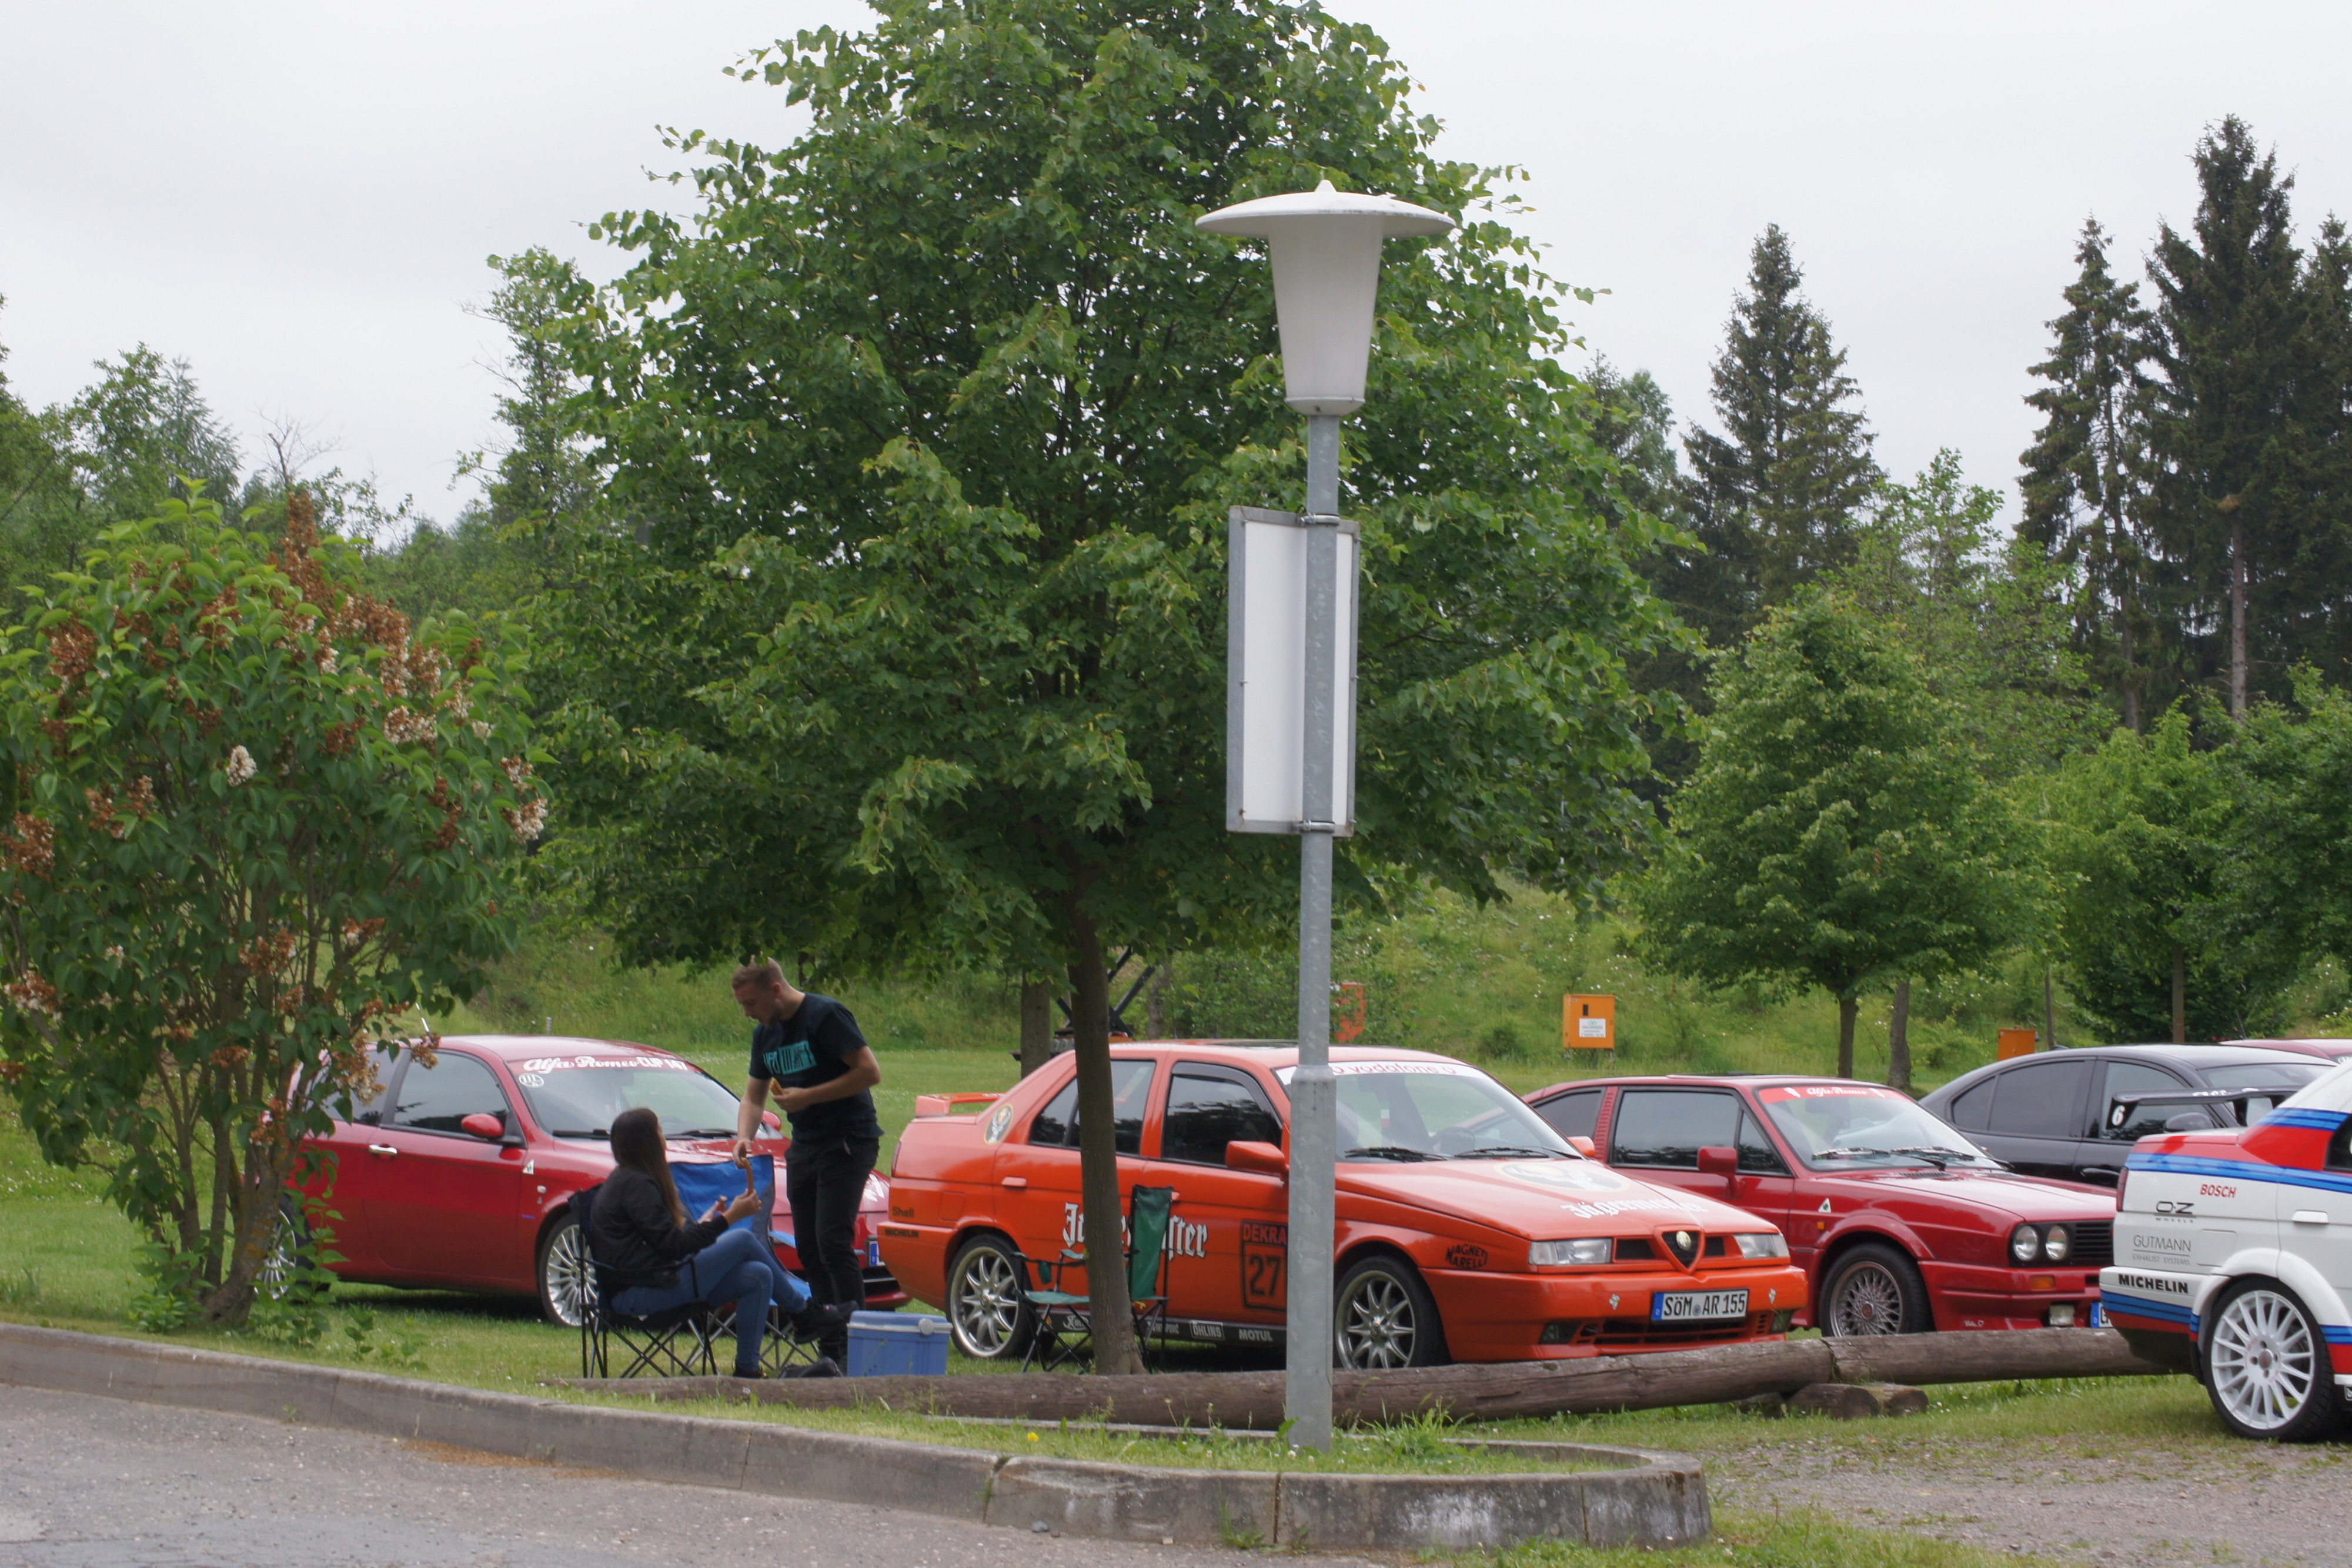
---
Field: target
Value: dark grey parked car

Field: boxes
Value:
[1919,1045,2329,1187]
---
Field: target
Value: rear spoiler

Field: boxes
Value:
[913,1091,1004,1118]
[2105,1086,2293,1131]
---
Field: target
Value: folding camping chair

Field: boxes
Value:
[1017,1184,1175,1372]
[667,1155,824,1376]
[574,1182,720,1379]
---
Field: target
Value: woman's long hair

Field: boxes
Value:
[609,1107,686,1227]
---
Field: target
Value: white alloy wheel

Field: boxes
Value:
[947,1237,1032,1359]
[538,1216,596,1328]
[2203,1284,2341,1441]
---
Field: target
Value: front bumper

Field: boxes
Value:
[1919,1258,2104,1331]
[1427,1263,1810,1360]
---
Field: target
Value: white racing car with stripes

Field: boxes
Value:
[2098,1063,2352,1439]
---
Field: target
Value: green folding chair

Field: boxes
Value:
[1018,1185,1175,1372]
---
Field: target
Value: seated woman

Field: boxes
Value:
[589,1106,849,1378]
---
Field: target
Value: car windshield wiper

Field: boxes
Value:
[1815,1145,1936,1164]
[1887,1145,1990,1169]
[549,1128,610,1139]
[669,1128,740,1139]
[1341,1145,1438,1162]
[1451,1145,1567,1159]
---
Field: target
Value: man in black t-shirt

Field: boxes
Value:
[730,959,883,1362]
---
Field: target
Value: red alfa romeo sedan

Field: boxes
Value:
[1525,1074,2118,1336]
[298,1034,904,1324]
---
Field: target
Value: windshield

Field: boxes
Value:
[511,1052,744,1140]
[1278,1059,1575,1160]
[2208,1062,2327,1091]
[1758,1084,1997,1170]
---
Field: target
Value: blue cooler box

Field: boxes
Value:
[846,1310,951,1376]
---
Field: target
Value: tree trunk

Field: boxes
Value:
[1886,981,1911,1092]
[1836,994,1858,1079]
[1018,979,1053,1078]
[2120,598,2140,732]
[2043,968,2059,1054]
[1146,956,1171,1039]
[2229,518,2248,718]
[1065,901,1142,1376]
[2171,945,2187,1044]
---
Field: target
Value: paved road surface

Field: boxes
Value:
[0,1385,1357,1568]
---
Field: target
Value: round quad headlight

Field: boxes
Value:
[2042,1225,2070,1263]
[2010,1223,2042,1264]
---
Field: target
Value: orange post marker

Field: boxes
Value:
[1996,1027,2038,1061]
[1563,994,1616,1054]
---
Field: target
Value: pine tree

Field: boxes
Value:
[1683,225,1880,626]
[2020,219,2159,728]
[2144,116,2313,716]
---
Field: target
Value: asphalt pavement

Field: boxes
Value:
[0,1384,1351,1568]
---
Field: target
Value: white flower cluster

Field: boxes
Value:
[505,798,547,844]
[383,707,437,744]
[103,945,125,962]
[470,720,493,741]
[224,745,257,787]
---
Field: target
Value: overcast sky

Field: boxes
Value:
[6,2,2351,530]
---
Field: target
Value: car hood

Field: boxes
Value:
[1806,1166,2113,1222]
[1337,1158,1760,1238]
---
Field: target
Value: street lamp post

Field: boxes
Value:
[1198,180,1452,1452]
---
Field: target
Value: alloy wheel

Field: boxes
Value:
[1336,1270,1419,1369]
[542,1221,596,1328]
[951,1245,1024,1358]
[2210,1288,2320,1433]
[1828,1261,1905,1336]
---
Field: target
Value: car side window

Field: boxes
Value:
[1735,1108,1788,1174]
[1535,1089,1602,1142]
[1160,1065,1283,1166]
[331,1043,402,1124]
[2100,1061,2198,1140]
[1983,1058,2092,1139]
[1945,1077,1996,1129]
[1025,1060,1155,1155]
[389,1052,511,1135]
[1609,1089,1740,1169]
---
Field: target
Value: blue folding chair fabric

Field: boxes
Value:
[665,1154,820,1374]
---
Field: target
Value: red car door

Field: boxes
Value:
[1146,1061,1290,1328]
[305,1042,402,1275]
[1000,1058,1159,1275]
[366,1049,526,1284]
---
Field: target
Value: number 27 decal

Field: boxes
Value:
[1241,1221,1287,1309]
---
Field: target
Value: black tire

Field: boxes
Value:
[1333,1253,1449,1369]
[537,1212,596,1329]
[2200,1279,2345,1442]
[258,1195,313,1300]
[946,1234,1035,1361]
[1820,1242,1933,1336]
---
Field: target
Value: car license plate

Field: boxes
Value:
[2087,1300,2104,1328]
[1651,1288,1749,1322]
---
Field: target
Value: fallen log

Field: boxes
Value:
[561,1327,2170,1429]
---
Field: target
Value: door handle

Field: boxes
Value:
[1000,1176,1028,1189]
[2079,1166,2121,1179]
[368,1144,399,1157]
[2293,1209,2331,1225]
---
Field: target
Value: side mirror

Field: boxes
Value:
[761,1111,783,1133]
[461,1112,506,1142]
[1568,1135,1598,1159]
[1226,1140,1289,1178]
[1696,1145,1739,1195]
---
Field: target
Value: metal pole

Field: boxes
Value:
[1285,412,1342,1452]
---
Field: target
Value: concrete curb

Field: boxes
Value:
[0,1322,1708,1551]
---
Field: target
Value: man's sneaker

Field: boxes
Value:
[783,1356,842,1379]
[789,1301,856,1345]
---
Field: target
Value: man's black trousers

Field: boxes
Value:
[785,1134,880,1360]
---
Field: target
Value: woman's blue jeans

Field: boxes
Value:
[612,1226,811,1375]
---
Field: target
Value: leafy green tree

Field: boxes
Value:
[538,0,1685,1370]
[1633,594,2027,1079]
[0,493,533,1326]
[2046,709,2283,1041]
[2217,673,2352,1006]
[2144,116,2325,717]
[2020,219,2160,728]
[1682,225,1880,627]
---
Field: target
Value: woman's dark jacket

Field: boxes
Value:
[587,1165,726,1289]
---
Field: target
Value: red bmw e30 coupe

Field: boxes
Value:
[295,1034,904,1323]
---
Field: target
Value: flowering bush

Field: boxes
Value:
[0,493,535,1325]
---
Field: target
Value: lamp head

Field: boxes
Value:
[1197,179,1454,416]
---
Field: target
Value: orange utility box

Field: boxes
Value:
[1996,1027,2038,1061]
[1563,994,1616,1053]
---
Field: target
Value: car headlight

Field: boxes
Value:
[2042,1225,2070,1263]
[1529,1238,1613,1268]
[2010,1223,2042,1264]
[1731,1233,1789,1259]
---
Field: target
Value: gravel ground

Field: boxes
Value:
[1710,1428,2352,1566]
[0,1385,1378,1568]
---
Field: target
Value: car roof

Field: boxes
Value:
[1102,1041,1462,1072]
[2032,1043,2328,1068]
[430,1034,696,1064]
[1526,1074,1873,1098]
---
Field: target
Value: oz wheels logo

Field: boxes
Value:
[2155,1201,2196,1217]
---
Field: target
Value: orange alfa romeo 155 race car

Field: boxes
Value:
[881,1043,1809,1366]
